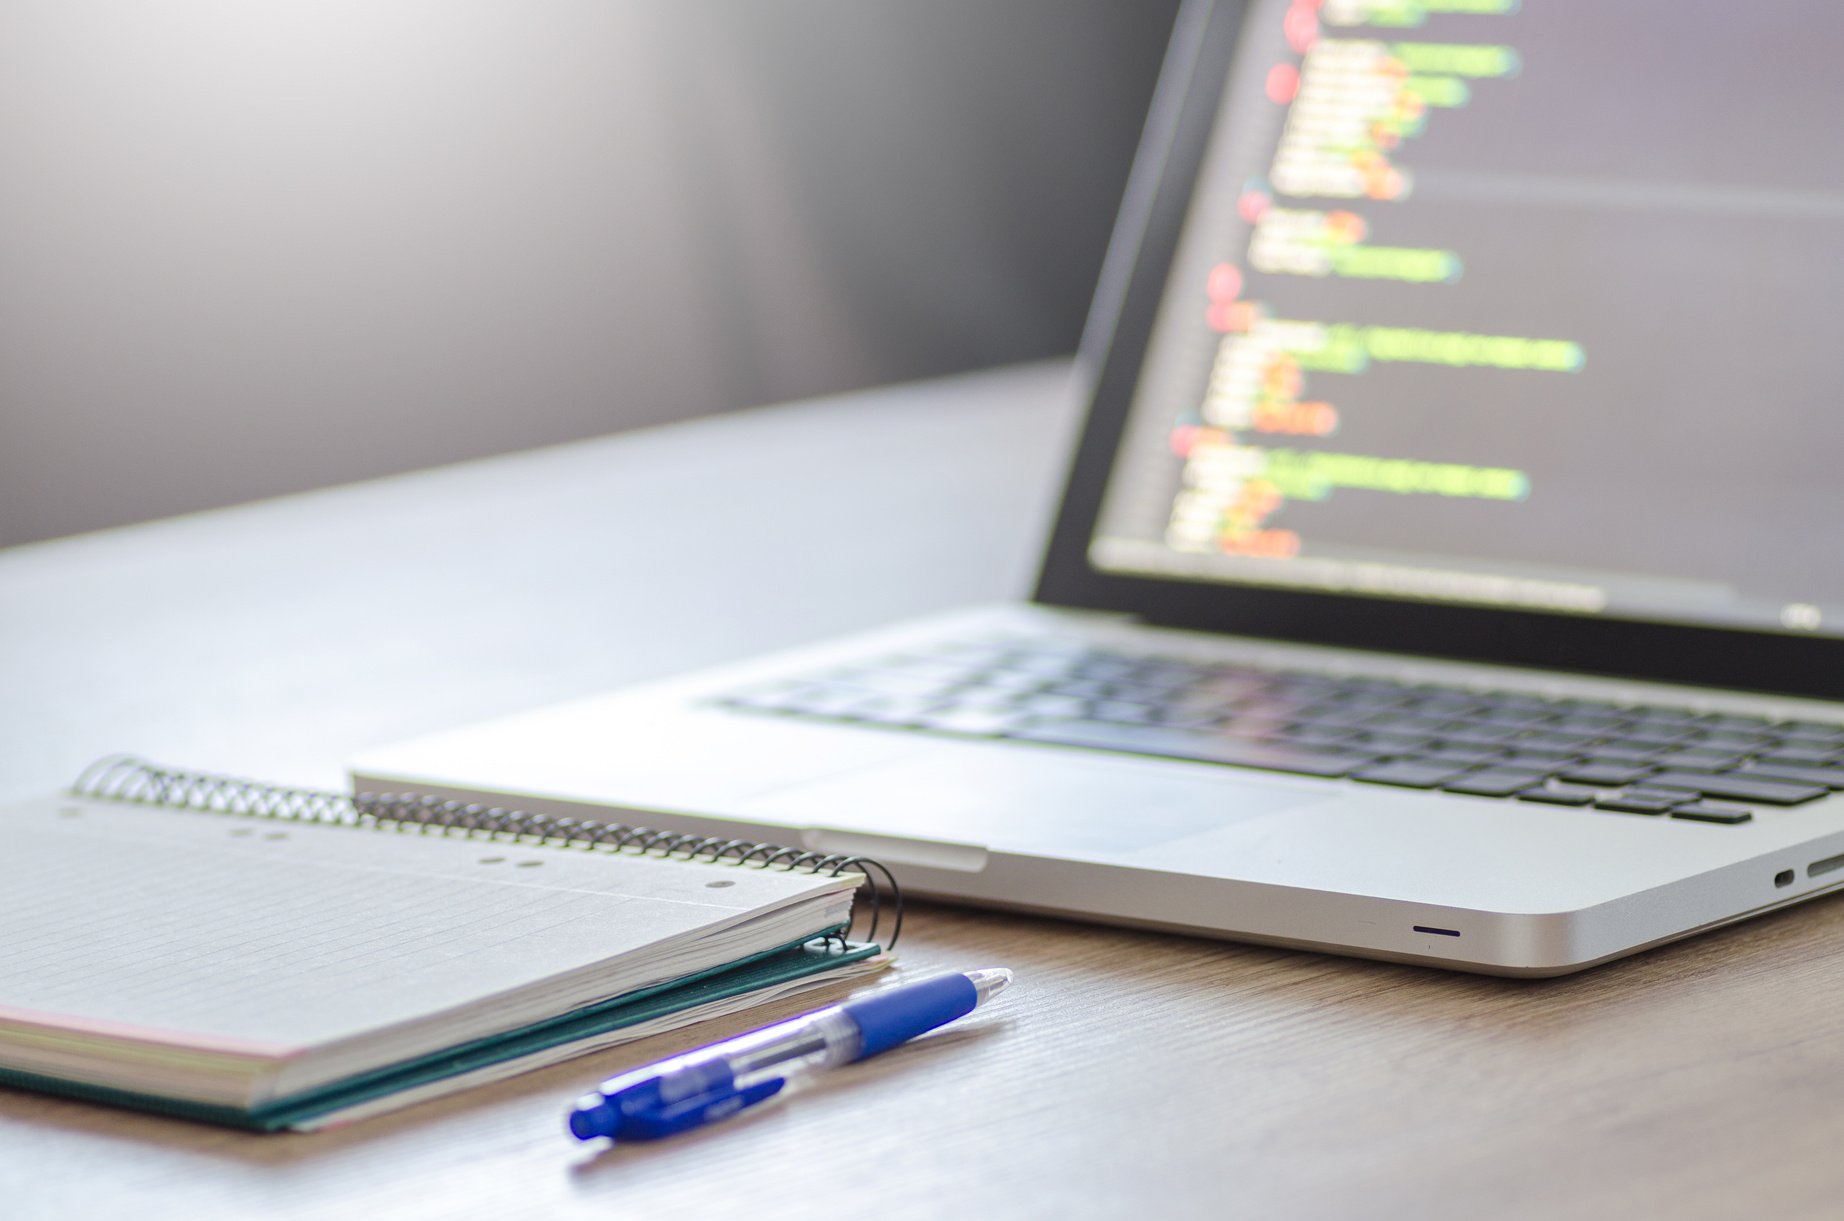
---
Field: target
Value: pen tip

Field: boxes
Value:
[964,967,1013,1004]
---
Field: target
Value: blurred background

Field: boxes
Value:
[0,0,1180,547]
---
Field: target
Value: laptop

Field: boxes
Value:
[353,0,1844,975]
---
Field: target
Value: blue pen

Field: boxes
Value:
[567,967,1012,1142]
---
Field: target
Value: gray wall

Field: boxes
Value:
[0,1,1177,546]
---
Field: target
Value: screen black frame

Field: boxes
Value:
[1033,0,1844,702]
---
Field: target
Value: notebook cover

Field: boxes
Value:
[0,934,879,1132]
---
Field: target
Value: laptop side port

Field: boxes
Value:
[1807,853,1844,879]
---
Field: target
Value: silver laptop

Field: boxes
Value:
[353,0,1844,975]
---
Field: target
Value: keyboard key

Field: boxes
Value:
[1072,659,1143,682]
[1011,693,1091,719]
[1359,730,1440,753]
[1738,762,1844,789]
[1408,745,1507,766]
[1296,706,1396,730]
[1161,688,1242,714]
[1409,696,1488,717]
[1548,697,1624,712]
[939,685,1026,710]
[1774,725,1844,747]
[1560,764,1656,787]
[974,670,1050,692]
[1776,718,1844,736]
[1697,732,1779,752]
[1123,665,1201,690]
[1670,801,1754,825]
[1647,748,1748,770]
[1351,761,1470,789]
[1504,700,1577,717]
[1501,748,1585,769]
[1755,746,1842,766]
[1628,706,1704,726]
[1390,714,1468,736]
[1515,731,1606,752]
[1286,723,1368,747]
[1332,687,1419,709]
[1186,678,1274,705]
[1698,713,1776,732]
[989,654,1083,680]
[1618,785,1703,802]
[1476,709,1560,730]
[1007,720,1380,777]
[1641,771,1828,805]
[1440,726,1529,749]
[1545,714,1631,735]
[1218,715,1295,741]
[1605,727,1703,749]
[1581,744,1664,763]
[1089,700,1161,725]
[1041,679,1118,700]
[1107,680,1197,705]
[1516,784,1602,806]
[1622,789,1689,807]
[1444,769,1550,797]
[1594,794,1677,815]
[1159,710,1233,731]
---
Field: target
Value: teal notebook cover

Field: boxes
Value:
[0,935,880,1132]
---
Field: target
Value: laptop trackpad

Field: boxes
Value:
[740,748,1322,857]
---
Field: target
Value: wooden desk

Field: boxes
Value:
[7,361,1844,1219]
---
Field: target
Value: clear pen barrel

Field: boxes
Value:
[714,1007,862,1089]
[593,1007,862,1104]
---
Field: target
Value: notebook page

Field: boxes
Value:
[0,796,850,1052]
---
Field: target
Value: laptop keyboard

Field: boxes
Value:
[714,637,1844,826]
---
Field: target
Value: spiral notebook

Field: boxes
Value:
[0,758,899,1132]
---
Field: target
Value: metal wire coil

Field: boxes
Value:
[73,754,901,948]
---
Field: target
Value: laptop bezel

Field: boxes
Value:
[1034,0,1844,702]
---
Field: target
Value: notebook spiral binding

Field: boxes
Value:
[74,755,901,949]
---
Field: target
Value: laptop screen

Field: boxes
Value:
[1085,0,1844,643]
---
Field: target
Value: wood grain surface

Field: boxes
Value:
[7,362,1844,1220]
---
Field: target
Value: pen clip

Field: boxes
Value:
[621,1076,786,1140]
